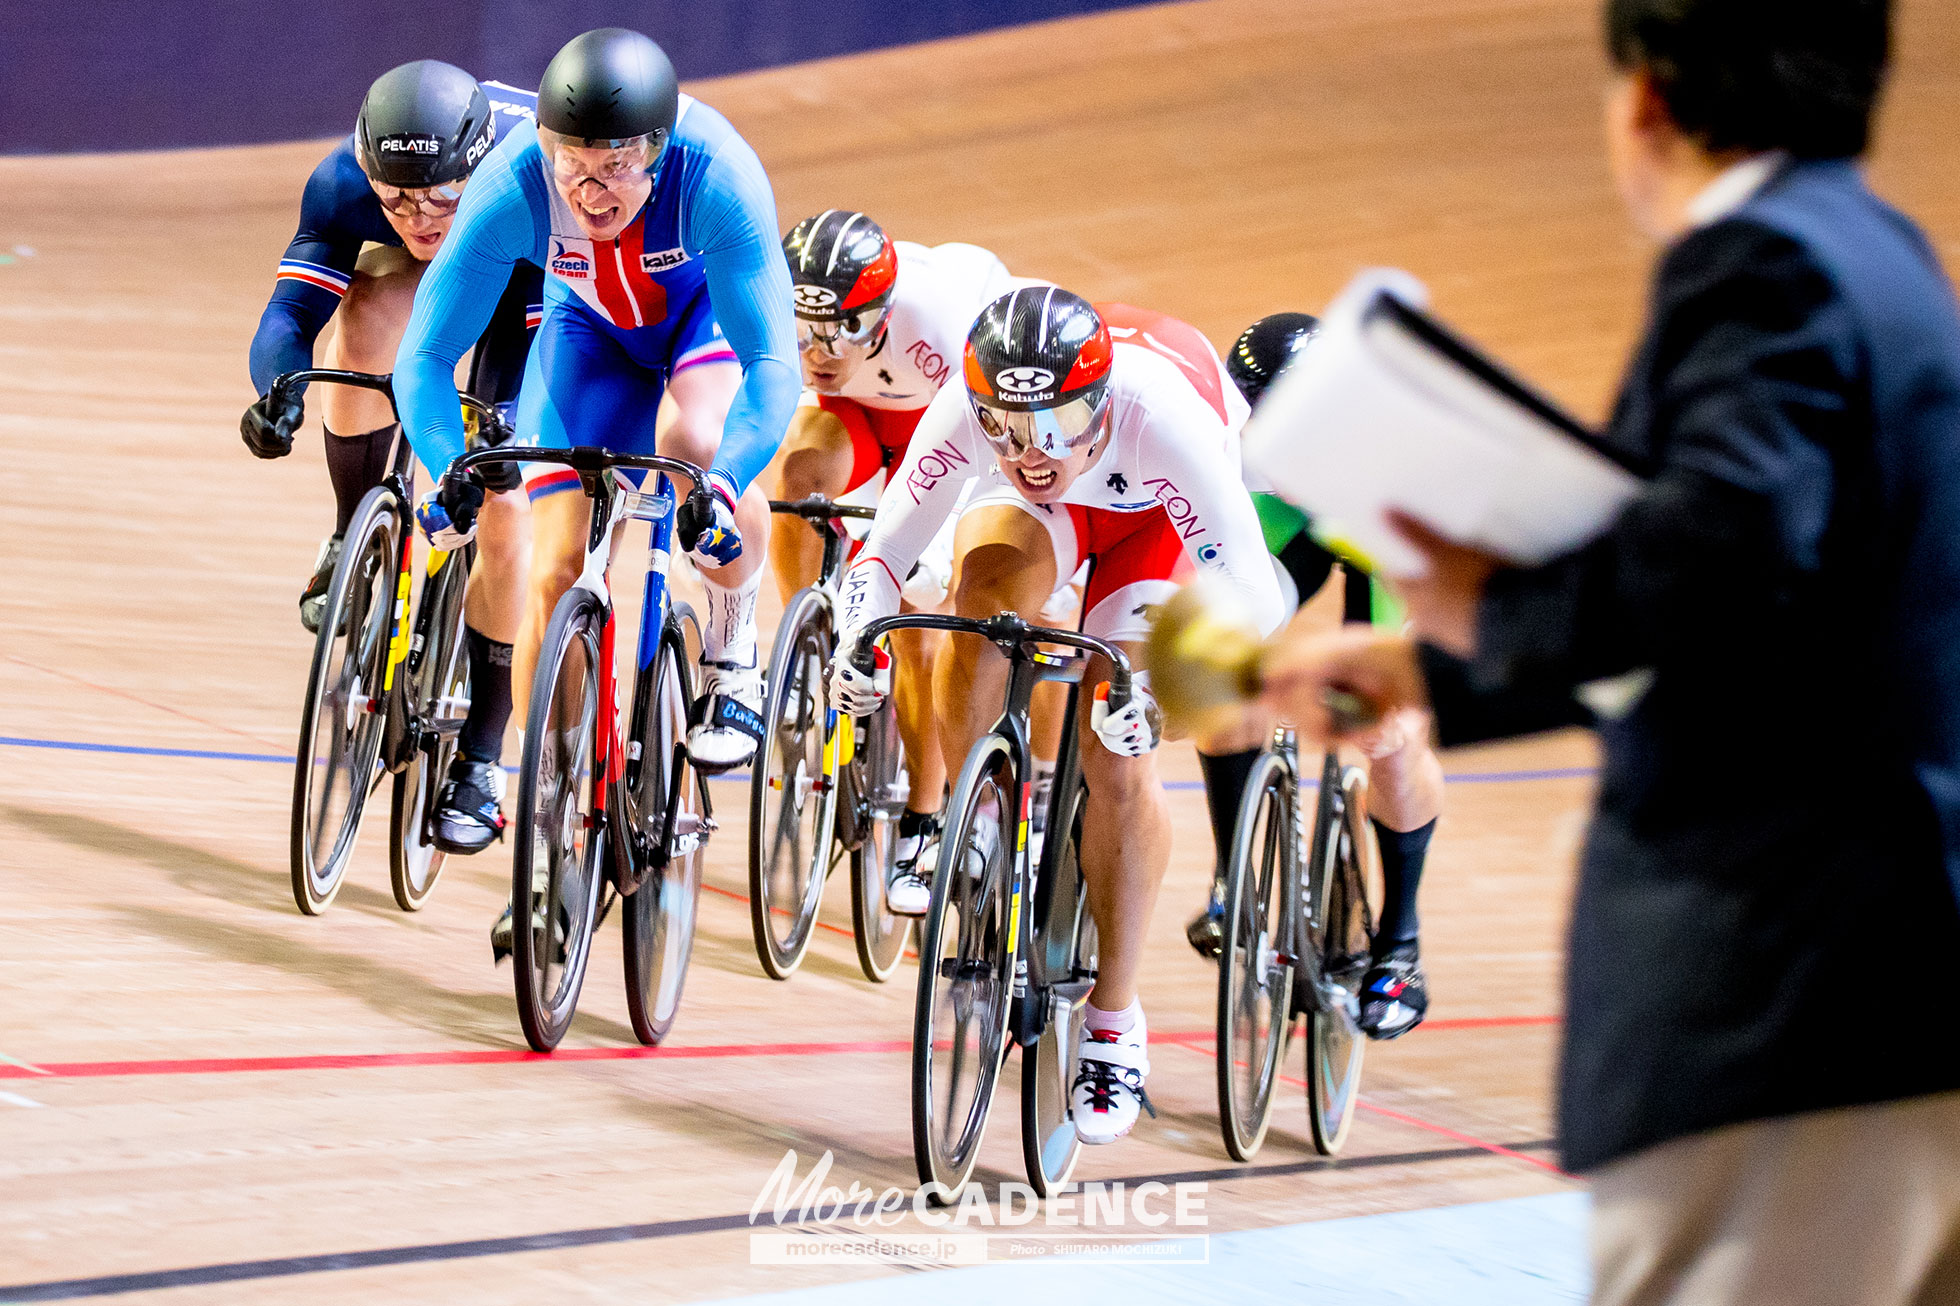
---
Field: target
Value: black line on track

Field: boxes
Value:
[0,1138,1559,1301]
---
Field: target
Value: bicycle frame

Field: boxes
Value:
[852,613,1132,1040]
[454,444,712,873]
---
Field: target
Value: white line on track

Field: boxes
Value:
[0,1090,45,1108]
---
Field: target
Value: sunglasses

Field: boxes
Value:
[971,389,1109,461]
[369,179,466,218]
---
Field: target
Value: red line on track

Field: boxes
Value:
[0,1015,1556,1084]
[3,654,285,750]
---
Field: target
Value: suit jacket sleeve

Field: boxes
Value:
[1426,220,1859,747]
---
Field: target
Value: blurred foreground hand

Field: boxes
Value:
[1259,619,1428,747]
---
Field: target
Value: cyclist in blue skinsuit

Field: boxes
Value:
[393,29,799,952]
[242,60,544,860]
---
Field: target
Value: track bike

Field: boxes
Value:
[848,612,1139,1201]
[1215,728,1377,1159]
[452,444,711,1053]
[748,496,912,982]
[278,368,509,916]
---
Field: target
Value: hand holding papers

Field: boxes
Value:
[1241,270,1642,579]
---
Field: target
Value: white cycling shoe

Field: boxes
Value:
[1071,1022,1154,1145]
[688,660,764,772]
[884,813,941,917]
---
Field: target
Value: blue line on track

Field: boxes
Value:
[0,735,1595,788]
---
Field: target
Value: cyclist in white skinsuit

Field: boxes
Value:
[772,212,1016,914]
[830,289,1283,1145]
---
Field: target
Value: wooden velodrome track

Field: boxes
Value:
[2,0,1955,1300]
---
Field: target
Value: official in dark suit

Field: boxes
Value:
[1262,1,1960,1301]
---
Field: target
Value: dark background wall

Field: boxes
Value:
[2,0,1147,155]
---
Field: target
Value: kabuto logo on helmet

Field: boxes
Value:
[794,285,839,311]
[379,133,443,155]
[995,367,1056,395]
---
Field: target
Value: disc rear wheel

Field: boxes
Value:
[625,616,705,1045]
[389,549,470,911]
[1216,750,1296,1161]
[1021,780,1095,1196]
[849,691,912,982]
[290,490,399,915]
[1305,762,1374,1155]
[747,590,835,979]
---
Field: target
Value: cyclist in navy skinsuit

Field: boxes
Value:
[243,61,547,861]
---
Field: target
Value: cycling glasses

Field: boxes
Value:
[971,388,1110,461]
[540,128,667,192]
[370,179,466,218]
[796,303,890,357]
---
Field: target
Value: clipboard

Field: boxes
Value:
[1241,269,1642,578]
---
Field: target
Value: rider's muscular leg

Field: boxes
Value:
[890,623,946,812]
[767,407,854,604]
[1362,710,1445,950]
[935,506,1060,780]
[455,490,531,762]
[320,247,424,529]
[665,363,764,664]
[1078,648,1171,1013]
[514,490,592,724]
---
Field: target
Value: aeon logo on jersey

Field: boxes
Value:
[642,247,689,274]
[549,239,593,281]
[794,285,838,311]
[1143,476,1207,541]
[905,340,949,388]
[994,367,1054,395]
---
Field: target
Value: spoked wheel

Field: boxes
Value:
[1020,780,1097,1196]
[624,613,706,1045]
[510,591,607,1052]
[747,589,835,979]
[1216,749,1298,1161]
[1305,762,1375,1155]
[912,736,1016,1200]
[388,548,471,912]
[849,689,912,982]
[290,488,400,915]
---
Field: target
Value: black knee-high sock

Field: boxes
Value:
[323,424,399,534]
[1199,748,1262,889]
[1372,817,1437,951]
[459,626,514,764]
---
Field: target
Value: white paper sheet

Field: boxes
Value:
[1242,269,1641,578]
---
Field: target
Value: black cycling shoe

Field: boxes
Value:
[434,757,506,855]
[1186,903,1225,960]
[299,534,344,635]
[1357,941,1429,1040]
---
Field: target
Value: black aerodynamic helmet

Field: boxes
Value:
[783,211,898,322]
[963,286,1114,459]
[1227,311,1321,405]
[538,28,680,149]
[355,60,495,189]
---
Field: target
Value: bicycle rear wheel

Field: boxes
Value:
[510,589,607,1052]
[624,612,705,1045]
[1020,779,1096,1196]
[388,547,471,911]
[1216,749,1297,1161]
[1305,762,1374,1155]
[746,588,835,979]
[290,488,400,915]
[912,734,1016,1200]
[849,690,912,982]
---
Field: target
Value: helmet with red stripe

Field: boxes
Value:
[784,211,897,325]
[963,286,1113,460]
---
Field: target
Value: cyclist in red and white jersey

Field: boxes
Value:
[830,287,1284,1145]
[772,212,1015,913]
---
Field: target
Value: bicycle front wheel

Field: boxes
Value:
[746,587,835,979]
[1305,762,1374,1155]
[388,546,471,911]
[1216,748,1297,1162]
[911,734,1016,1200]
[624,613,705,1045]
[290,487,400,915]
[849,690,912,982]
[510,589,607,1052]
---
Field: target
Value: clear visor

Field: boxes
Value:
[971,390,1109,461]
[368,178,466,218]
[795,301,890,357]
[539,127,665,191]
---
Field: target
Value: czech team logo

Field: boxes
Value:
[549,239,593,280]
